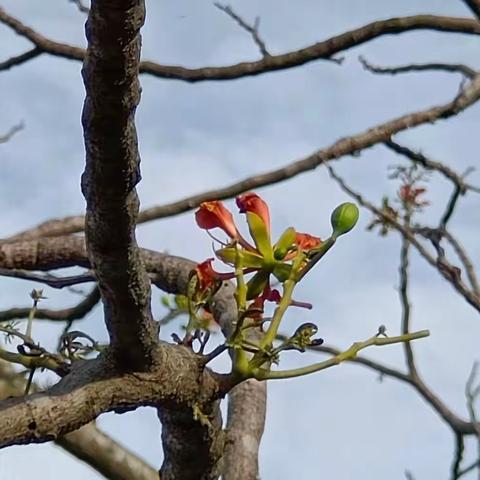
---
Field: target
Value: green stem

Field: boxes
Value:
[24,368,36,395]
[253,329,430,380]
[0,348,62,372]
[260,278,296,349]
[232,246,250,376]
[259,251,306,351]
[234,246,247,315]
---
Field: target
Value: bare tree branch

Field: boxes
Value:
[0,287,100,322]
[399,231,417,375]
[158,400,224,480]
[465,362,480,479]
[214,3,270,57]
[0,358,158,480]
[384,141,480,194]
[59,423,158,480]
[440,185,463,228]
[442,230,480,297]
[0,235,89,269]
[1,7,479,81]
[0,268,94,288]
[0,346,229,449]
[0,234,267,476]
[458,460,480,478]
[308,342,477,434]
[308,343,410,382]
[326,166,480,313]
[360,56,477,79]
[222,380,266,480]
[6,72,480,244]
[451,432,465,480]
[81,0,157,369]
[0,48,41,72]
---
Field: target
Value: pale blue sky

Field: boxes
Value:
[1,1,479,478]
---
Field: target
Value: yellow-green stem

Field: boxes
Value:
[253,329,430,380]
[234,246,247,315]
[260,278,295,349]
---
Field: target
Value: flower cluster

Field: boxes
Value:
[190,192,359,379]
[195,193,322,310]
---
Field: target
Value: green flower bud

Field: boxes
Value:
[330,202,359,237]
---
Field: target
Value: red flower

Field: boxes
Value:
[195,201,238,239]
[295,232,322,251]
[236,192,271,231]
[195,258,236,293]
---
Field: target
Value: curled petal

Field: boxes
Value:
[196,258,234,291]
[236,192,271,232]
[196,258,218,291]
[195,201,238,239]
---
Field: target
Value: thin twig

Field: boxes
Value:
[462,0,480,19]
[0,122,24,143]
[399,225,417,375]
[442,230,480,297]
[385,141,480,195]
[214,3,270,57]
[451,432,465,480]
[0,48,41,72]
[405,470,416,480]
[360,55,477,79]
[465,362,480,480]
[458,459,480,478]
[1,7,480,81]
[0,268,95,288]
[326,166,480,313]
[0,287,100,323]
[441,185,463,228]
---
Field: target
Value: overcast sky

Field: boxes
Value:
[1,1,480,479]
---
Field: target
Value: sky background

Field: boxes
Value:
[1,0,480,479]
